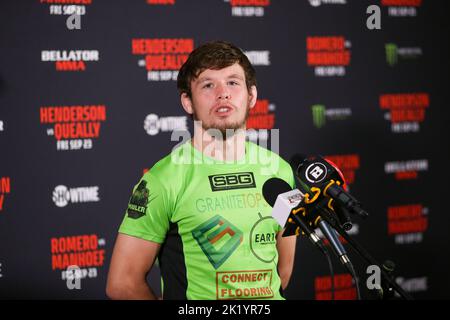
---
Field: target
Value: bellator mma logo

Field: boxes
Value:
[132,38,194,81]
[40,104,107,151]
[384,159,428,180]
[41,50,99,71]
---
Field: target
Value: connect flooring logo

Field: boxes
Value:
[192,215,243,269]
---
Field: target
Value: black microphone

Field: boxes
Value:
[314,199,352,269]
[262,178,327,255]
[295,155,369,219]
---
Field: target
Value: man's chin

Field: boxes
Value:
[202,122,246,139]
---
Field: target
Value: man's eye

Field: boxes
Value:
[228,81,239,86]
[202,83,213,89]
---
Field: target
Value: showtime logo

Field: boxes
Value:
[41,50,99,71]
[132,38,194,81]
[51,234,106,281]
[40,104,106,151]
[381,0,422,17]
[247,99,276,142]
[380,93,429,133]
[325,154,359,185]
[0,177,11,212]
[244,50,270,66]
[309,0,347,7]
[52,185,100,207]
[388,204,428,244]
[40,0,91,16]
[144,113,188,136]
[384,159,428,180]
[307,36,351,77]
[227,0,270,17]
[315,274,357,300]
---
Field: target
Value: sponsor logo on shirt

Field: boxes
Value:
[209,172,256,192]
[192,215,243,269]
[127,180,150,219]
[216,270,274,300]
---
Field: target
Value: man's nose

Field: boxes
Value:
[216,83,230,100]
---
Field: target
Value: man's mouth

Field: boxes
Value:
[213,105,234,117]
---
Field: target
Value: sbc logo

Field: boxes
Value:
[192,215,243,269]
[209,172,256,191]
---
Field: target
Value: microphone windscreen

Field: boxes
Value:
[262,177,292,207]
[289,153,307,175]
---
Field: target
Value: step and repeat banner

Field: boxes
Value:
[0,0,449,299]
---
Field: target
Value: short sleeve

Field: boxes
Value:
[118,172,171,243]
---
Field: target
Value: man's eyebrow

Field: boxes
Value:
[227,74,244,80]
[195,77,212,84]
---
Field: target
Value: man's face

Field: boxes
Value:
[182,63,257,137]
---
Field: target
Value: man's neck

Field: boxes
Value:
[192,125,247,162]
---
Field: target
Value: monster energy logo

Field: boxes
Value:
[192,215,243,269]
[385,43,398,66]
[312,104,326,128]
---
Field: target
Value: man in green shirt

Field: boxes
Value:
[106,41,297,300]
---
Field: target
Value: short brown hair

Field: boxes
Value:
[177,40,257,98]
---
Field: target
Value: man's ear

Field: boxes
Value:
[249,85,258,109]
[180,92,194,115]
